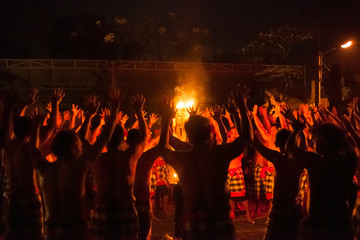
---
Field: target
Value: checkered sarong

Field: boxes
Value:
[150,170,157,198]
[296,169,309,205]
[227,168,246,198]
[152,158,169,186]
[254,164,275,200]
[91,204,138,240]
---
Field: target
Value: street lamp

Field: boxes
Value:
[315,40,352,106]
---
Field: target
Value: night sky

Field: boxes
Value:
[0,0,359,68]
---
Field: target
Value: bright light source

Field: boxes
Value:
[341,41,352,48]
[173,173,178,178]
[176,99,194,109]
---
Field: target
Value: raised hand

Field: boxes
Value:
[186,105,199,116]
[84,95,100,116]
[224,109,231,119]
[29,107,46,125]
[27,89,39,106]
[202,107,212,119]
[149,113,159,125]
[291,118,306,132]
[159,95,176,120]
[211,105,224,121]
[52,89,65,104]
[252,104,258,116]
[71,104,80,116]
[131,94,145,113]
[63,110,71,121]
[46,102,52,113]
[224,96,238,115]
[233,84,249,108]
[100,108,110,125]
[117,112,129,126]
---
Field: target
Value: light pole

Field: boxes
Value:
[315,40,352,106]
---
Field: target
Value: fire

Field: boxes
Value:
[173,97,195,141]
[176,99,195,109]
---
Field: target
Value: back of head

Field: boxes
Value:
[184,115,211,146]
[275,128,292,149]
[91,115,102,129]
[127,128,141,147]
[313,123,348,156]
[52,130,78,159]
[14,116,33,141]
[108,125,124,149]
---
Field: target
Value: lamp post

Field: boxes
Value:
[315,40,352,106]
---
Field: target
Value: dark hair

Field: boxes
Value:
[14,116,33,140]
[312,123,348,155]
[275,128,292,149]
[108,125,124,149]
[184,115,211,145]
[127,128,141,147]
[52,130,78,158]
[91,115,102,129]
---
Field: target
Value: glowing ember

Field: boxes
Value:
[173,173,178,178]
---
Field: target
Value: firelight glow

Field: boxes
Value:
[176,99,195,109]
[341,41,352,48]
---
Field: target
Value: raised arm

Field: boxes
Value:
[252,137,282,165]
[234,84,253,145]
[69,104,80,130]
[83,89,122,163]
[29,108,43,150]
[158,96,179,164]
[78,94,100,143]
[148,113,158,130]
[211,104,227,144]
[223,109,234,129]
[129,94,149,155]
[252,105,272,142]
[258,106,272,133]
[0,90,18,147]
[222,85,252,160]
[19,89,39,117]
[41,89,65,144]
[285,120,317,168]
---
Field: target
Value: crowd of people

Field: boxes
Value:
[0,85,359,240]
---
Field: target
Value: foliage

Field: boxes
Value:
[47,12,211,61]
[215,25,313,64]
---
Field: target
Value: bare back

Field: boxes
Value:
[5,140,40,195]
[37,158,88,225]
[93,146,144,206]
[164,142,244,216]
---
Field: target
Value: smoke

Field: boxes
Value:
[174,63,210,109]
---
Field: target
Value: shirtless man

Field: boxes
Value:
[226,128,253,223]
[286,122,358,240]
[91,94,148,240]
[134,145,161,240]
[253,129,304,240]
[1,89,61,240]
[252,105,276,214]
[159,85,252,240]
[37,89,121,240]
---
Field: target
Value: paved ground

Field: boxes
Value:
[151,202,268,240]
